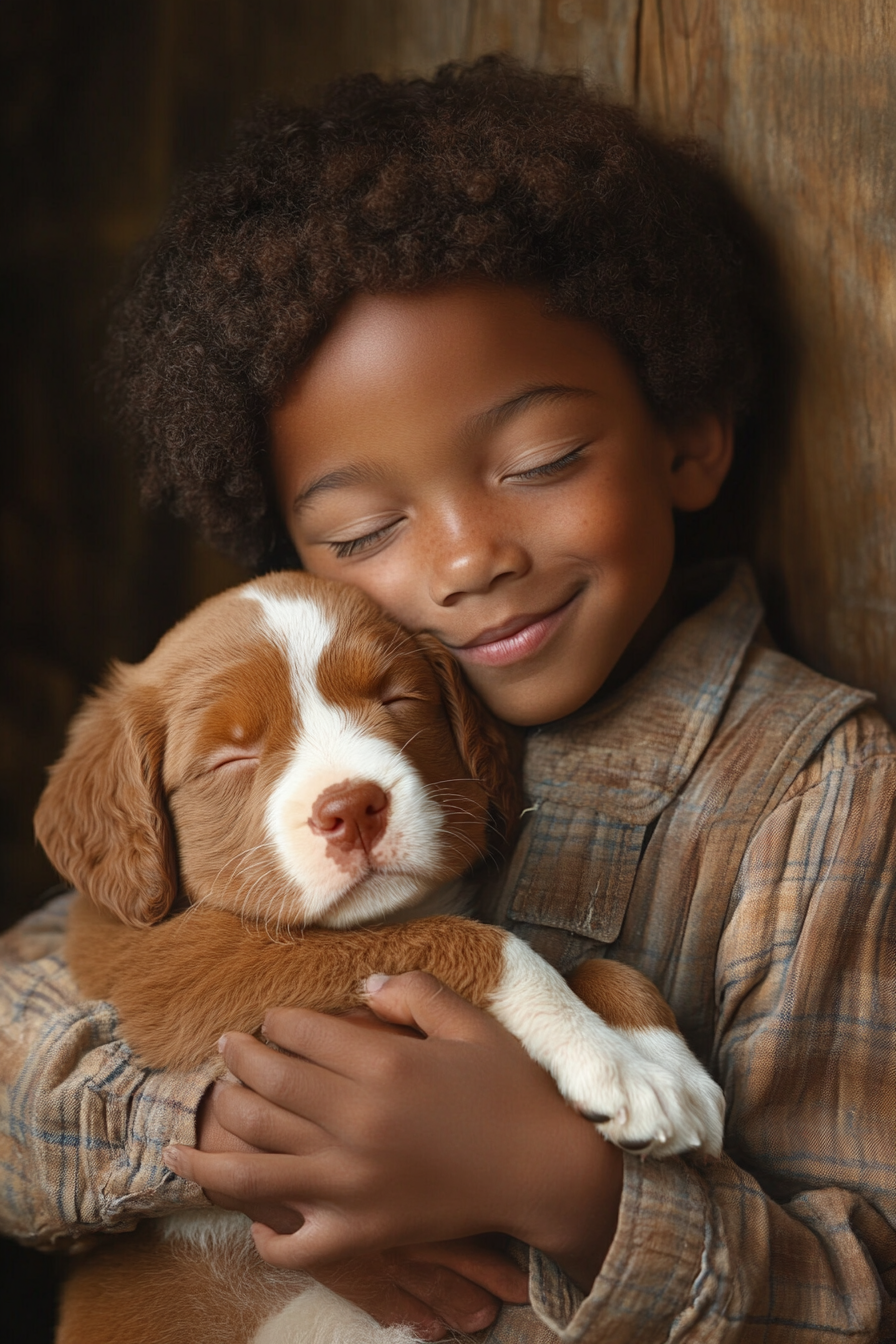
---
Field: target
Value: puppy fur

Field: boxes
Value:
[36,571,724,1344]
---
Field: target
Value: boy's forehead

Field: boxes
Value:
[289,282,597,387]
[272,281,638,461]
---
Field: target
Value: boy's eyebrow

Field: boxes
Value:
[293,384,596,512]
[293,464,384,514]
[467,383,597,433]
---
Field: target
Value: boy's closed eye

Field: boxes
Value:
[507,442,589,481]
[326,442,592,558]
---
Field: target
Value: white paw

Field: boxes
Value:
[487,936,725,1160]
[555,1024,725,1158]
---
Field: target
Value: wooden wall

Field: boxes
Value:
[3,0,895,927]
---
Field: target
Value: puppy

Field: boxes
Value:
[35,571,724,1344]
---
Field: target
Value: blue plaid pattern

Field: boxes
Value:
[0,897,212,1246]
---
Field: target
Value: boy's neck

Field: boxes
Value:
[599,561,733,702]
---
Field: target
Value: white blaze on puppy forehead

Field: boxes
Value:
[241,586,335,696]
[243,586,447,924]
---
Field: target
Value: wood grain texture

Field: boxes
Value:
[633,0,896,716]
[4,0,895,923]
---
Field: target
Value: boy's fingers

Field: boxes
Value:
[360,971,491,1039]
[388,1260,506,1332]
[250,984,493,1087]
[204,1192,304,1233]
[270,1245,464,1342]
[196,1080,261,1155]
[250,1211,527,1288]
[163,1146,318,1203]
[251,1219,336,1269]
[402,1238,529,1303]
[250,1214,361,1268]
[335,1006,423,1038]
[251,1220,305,1267]
[246,1008,416,1076]
[210,1074,322,1153]
[217,1030,351,1122]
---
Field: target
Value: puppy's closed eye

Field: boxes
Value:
[379,686,430,706]
[206,750,260,774]
[378,690,434,718]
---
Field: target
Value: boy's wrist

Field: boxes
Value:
[513,1110,624,1293]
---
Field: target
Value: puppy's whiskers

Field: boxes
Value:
[201,841,273,905]
[398,727,427,754]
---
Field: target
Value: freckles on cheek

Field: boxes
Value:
[587,494,640,550]
[601,493,673,568]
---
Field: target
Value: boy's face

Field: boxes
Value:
[271,283,728,726]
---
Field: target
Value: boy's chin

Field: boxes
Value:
[472,669,608,727]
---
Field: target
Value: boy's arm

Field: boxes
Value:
[0,894,215,1247]
[529,708,896,1342]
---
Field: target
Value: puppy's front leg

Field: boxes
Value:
[487,935,725,1159]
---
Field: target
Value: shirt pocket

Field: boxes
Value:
[501,799,649,947]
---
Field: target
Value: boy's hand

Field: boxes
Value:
[166,973,622,1291]
[297,1238,527,1340]
[195,1021,529,1336]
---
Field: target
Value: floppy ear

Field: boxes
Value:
[34,665,178,927]
[415,635,522,852]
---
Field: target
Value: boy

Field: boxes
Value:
[2,58,895,1341]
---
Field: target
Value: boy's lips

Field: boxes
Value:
[449,593,580,668]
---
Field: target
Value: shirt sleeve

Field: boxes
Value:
[0,895,215,1247]
[528,709,896,1342]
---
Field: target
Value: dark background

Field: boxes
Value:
[2,2,894,1340]
[2,4,356,1335]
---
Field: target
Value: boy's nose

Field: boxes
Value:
[427,529,530,606]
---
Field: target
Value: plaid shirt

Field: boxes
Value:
[0,897,212,1244]
[2,563,895,1341]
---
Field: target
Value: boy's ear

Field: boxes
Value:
[34,668,178,928]
[667,410,734,512]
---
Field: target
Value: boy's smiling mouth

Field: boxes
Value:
[449,591,582,668]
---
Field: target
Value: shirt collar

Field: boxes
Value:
[523,560,764,825]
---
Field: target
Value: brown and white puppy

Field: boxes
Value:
[36,571,724,1344]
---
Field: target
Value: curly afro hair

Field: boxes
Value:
[105,55,781,568]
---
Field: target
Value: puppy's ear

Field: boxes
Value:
[34,666,177,927]
[415,635,522,851]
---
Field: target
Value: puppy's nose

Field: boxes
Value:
[309,781,389,853]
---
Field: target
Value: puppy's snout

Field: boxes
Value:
[309,781,389,853]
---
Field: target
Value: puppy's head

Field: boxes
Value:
[35,572,519,930]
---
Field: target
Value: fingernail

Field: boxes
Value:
[217,1034,228,1052]
[363,973,391,994]
[463,1308,495,1333]
[162,1146,180,1168]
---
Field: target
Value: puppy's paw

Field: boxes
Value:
[486,936,724,1160]
[552,1025,725,1159]
[612,1027,725,1158]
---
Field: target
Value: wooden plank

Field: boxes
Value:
[539,0,639,92]
[635,0,896,717]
